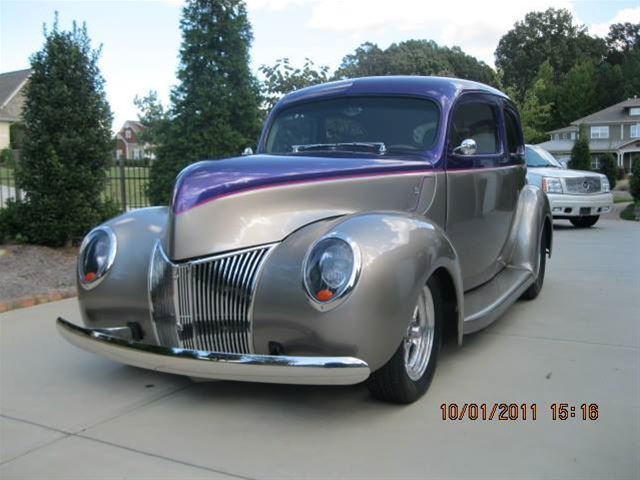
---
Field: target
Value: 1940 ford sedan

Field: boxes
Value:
[58,77,552,403]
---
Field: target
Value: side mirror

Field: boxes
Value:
[242,147,254,156]
[452,138,477,156]
[560,160,568,169]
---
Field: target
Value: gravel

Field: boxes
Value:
[0,244,77,301]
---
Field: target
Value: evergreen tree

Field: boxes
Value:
[15,15,114,245]
[598,153,617,190]
[148,0,262,205]
[569,126,591,171]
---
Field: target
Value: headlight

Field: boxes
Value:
[601,177,610,192]
[303,236,360,310]
[78,226,117,290]
[542,177,563,194]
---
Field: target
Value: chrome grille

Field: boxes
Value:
[564,177,601,194]
[149,243,274,353]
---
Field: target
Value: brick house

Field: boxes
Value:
[0,69,31,150]
[115,120,154,161]
[536,97,640,172]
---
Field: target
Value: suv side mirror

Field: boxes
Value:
[242,147,254,156]
[452,138,477,156]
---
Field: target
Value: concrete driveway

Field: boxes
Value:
[1,218,639,479]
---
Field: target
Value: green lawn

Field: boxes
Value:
[0,164,151,209]
[620,201,640,221]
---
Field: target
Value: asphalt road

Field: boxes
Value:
[1,218,639,479]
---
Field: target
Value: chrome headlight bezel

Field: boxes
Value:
[302,234,361,312]
[542,177,563,194]
[77,226,117,290]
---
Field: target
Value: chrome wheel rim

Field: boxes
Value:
[404,285,435,381]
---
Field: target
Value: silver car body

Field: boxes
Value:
[58,77,552,384]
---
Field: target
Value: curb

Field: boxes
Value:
[0,288,77,313]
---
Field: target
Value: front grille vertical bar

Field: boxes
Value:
[150,244,275,354]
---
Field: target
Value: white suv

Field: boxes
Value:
[525,145,613,228]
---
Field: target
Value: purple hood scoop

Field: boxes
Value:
[172,154,434,214]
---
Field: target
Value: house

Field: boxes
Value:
[0,69,31,150]
[115,120,154,161]
[536,97,640,172]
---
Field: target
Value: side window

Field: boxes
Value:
[504,109,522,155]
[450,101,499,154]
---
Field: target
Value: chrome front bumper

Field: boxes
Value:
[57,318,370,385]
[547,192,613,217]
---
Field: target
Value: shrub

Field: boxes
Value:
[598,153,617,190]
[630,160,640,202]
[0,148,12,166]
[617,166,627,180]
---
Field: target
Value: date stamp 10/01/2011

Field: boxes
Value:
[440,403,599,422]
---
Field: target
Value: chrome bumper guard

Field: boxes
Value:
[56,318,370,385]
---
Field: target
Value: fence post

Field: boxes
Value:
[119,155,127,211]
[14,149,22,202]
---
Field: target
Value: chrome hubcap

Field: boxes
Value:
[404,285,435,381]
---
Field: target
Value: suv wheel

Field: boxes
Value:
[570,215,599,228]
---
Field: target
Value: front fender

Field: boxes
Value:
[252,211,463,372]
[77,207,168,343]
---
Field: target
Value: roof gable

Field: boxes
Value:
[0,69,31,108]
[573,97,640,125]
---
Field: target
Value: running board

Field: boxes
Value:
[462,267,533,334]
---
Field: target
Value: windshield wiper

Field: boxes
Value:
[292,142,387,154]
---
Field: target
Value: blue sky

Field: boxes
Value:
[1,0,638,131]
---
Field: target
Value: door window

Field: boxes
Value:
[504,109,522,155]
[450,102,499,154]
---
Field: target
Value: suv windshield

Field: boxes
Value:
[264,96,439,155]
[526,145,563,168]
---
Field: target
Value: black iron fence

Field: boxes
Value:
[0,150,152,211]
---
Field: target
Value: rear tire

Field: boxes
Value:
[570,215,599,228]
[521,225,547,300]
[366,276,444,404]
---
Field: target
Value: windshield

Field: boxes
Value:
[526,145,562,168]
[264,96,439,155]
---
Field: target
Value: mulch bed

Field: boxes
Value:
[0,244,78,312]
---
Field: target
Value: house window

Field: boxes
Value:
[590,126,609,139]
[631,124,640,138]
[125,129,132,140]
[591,155,601,170]
[570,132,576,140]
[630,107,640,116]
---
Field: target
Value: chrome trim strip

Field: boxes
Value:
[57,318,370,386]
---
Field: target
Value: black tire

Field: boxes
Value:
[521,225,547,300]
[366,276,444,404]
[570,215,599,228]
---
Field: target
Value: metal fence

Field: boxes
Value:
[0,150,152,211]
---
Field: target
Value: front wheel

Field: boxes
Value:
[570,215,599,228]
[366,276,443,404]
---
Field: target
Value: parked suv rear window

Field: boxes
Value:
[265,96,439,154]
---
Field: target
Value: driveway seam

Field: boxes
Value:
[479,331,640,350]
[0,414,256,479]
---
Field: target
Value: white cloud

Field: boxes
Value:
[589,7,640,38]
[246,0,317,10]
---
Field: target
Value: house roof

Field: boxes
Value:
[548,125,579,134]
[572,97,640,125]
[120,120,145,133]
[535,138,635,153]
[0,69,31,109]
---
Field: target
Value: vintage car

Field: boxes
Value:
[58,77,552,404]
[525,144,613,228]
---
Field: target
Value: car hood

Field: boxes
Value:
[527,167,604,179]
[168,154,434,260]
